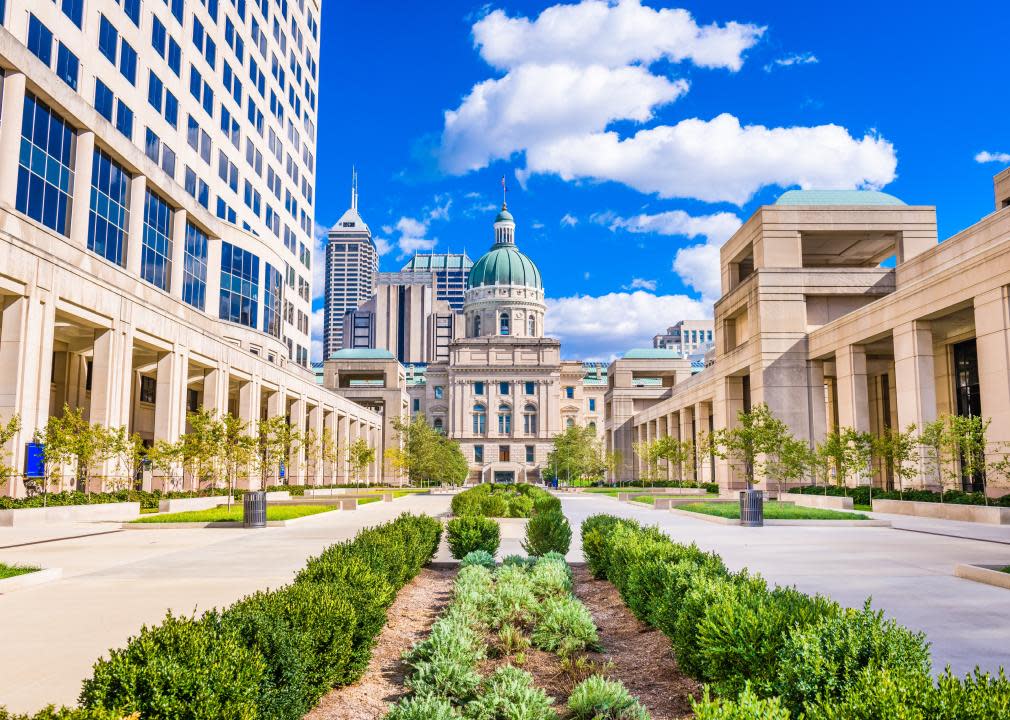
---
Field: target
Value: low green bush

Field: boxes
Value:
[531,596,599,656]
[502,554,534,569]
[451,483,558,518]
[384,696,461,720]
[522,509,572,557]
[568,675,650,720]
[461,550,496,569]
[461,665,556,720]
[528,555,573,598]
[447,516,501,559]
[0,707,137,719]
[691,685,791,720]
[788,484,1010,508]
[403,608,486,700]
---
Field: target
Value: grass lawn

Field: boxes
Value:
[358,496,380,505]
[678,501,869,521]
[630,495,658,504]
[854,503,872,512]
[583,488,622,495]
[132,504,337,523]
[0,562,41,579]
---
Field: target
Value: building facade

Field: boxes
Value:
[652,320,715,356]
[323,182,376,358]
[400,252,473,311]
[0,0,383,495]
[611,181,1010,495]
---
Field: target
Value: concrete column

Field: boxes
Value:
[154,348,187,490]
[679,408,694,482]
[0,293,55,496]
[69,131,95,249]
[974,287,1010,475]
[238,377,261,429]
[125,175,147,277]
[307,404,324,486]
[0,72,27,208]
[714,377,746,488]
[835,345,870,432]
[347,418,360,483]
[169,208,188,298]
[266,387,285,419]
[205,238,222,316]
[322,410,336,484]
[336,413,350,483]
[202,366,229,417]
[695,403,713,485]
[806,359,828,448]
[288,397,306,484]
[89,324,132,490]
[893,321,937,432]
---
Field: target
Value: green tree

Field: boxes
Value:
[546,424,606,486]
[919,416,952,501]
[221,413,258,506]
[35,404,124,493]
[949,414,989,503]
[320,426,341,484]
[347,438,375,484]
[872,425,918,499]
[764,435,815,498]
[707,403,791,490]
[301,427,321,486]
[257,415,301,486]
[0,414,21,493]
[654,435,695,485]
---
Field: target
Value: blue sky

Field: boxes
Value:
[312,0,1004,361]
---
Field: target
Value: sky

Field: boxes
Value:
[311,0,1005,361]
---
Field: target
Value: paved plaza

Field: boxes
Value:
[1,492,1009,713]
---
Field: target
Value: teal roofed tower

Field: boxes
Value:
[466,202,543,290]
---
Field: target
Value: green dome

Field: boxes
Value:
[496,207,514,223]
[466,243,542,290]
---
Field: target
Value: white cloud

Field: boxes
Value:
[764,52,818,72]
[625,277,657,291]
[473,0,764,71]
[673,243,723,299]
[310,306,324,362]
[546,291,710,359]
[428,194,453,221]
[976,151,1010,164]
[560,213,578,227]
[374,237,394,256]
[602,209,742,244]
[441,63,688,174]
[521,114,897,205]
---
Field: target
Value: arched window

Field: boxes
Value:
[588,421,597,434]
[472,404,486,434]
[474,314,481,336]
[528,315,535,336]
[433,417,444,433]
[523,404,538,434]
[498,404,512,434]
[500,312,510,336]
[566,417,575,429]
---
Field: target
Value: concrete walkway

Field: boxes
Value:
[0,495,452,714]
[560,494,1010,678]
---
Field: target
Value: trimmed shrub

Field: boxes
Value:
[691,685,791,720]
[501,554,534,569]
[802,666,931,720]
[403,613,485,700]
[447,516,501,559]
[568,675,650,720]
[451,483,557,518]
[80,613,265,720]
[532,596,599,656]
[528,555,573,598]
[383,696,461,720]
[0,708,137,720]
[522,510,572,557]
[461,550,496,569]
[928,667,1010,719]
[774,600,931,712]
[461,665,556,720]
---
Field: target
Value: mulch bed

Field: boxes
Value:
[305,566,457,720]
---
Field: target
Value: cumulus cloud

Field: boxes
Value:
[520,114,897,205]
[560,213,578,227]
[672,243,723,299]
[976,151,1010,164]
[473,0,764,71]
[441,63,688,174]
[374,237,394,256]
[310,306,324,362]
[624,278,657,291]
[764,52,818,72]
[546,291,710,359]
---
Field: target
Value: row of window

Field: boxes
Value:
[472,445,537,464]
[471,404,540,436]
[472,313,537,336]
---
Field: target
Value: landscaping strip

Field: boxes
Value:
[0,562,41,580]
[451,483,560,518]
[0,513,442,720]
[677,500,869,521]
[582,514,1010,718]
[130,504,336,523]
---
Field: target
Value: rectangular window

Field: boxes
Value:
[219,241,259,328]
[27,16,53,65]
[141,189,173,290]
[115,100,133,139]
[170,0,183,23]
[524,381,535,395]
[98,16,118,64]
[474,382,485,396]
[87,148,131,266]
[119,40,137,84]
[434,386,443,400]
[184,166,209,208]
[588,398,596,412]
[122,0,141,25]
[565,386,575,399]
[526,445,534,463]
[148,71,164,112]
[499,382,510,395]
[474,445,483,463]
[412,398,420,413]
[499,445,509,462]
[60,0,84,26]
[56,44,79,90]
[152,17,166,55]
[182,222,208,310]
[94,80,114,121]
[139,376,156,403]
[168,39,182,75]
[16,94,75,236]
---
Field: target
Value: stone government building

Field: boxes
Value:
[326,170,1010,490]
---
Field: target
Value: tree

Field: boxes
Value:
[221,414,257,507]
[545,424,606,486]
[872,425,917,499]
[257,416,301,486]
[919,417,951,501]
[347,438,375,484]
[654,435,695,485]
[814,429,847,492]
[388,416,468,487]
[841,428,874,494]
[949,414,989,503]
[0,414,21,493]
[35,404,124,493]
[320,426,341,484]
[707,403,791,490]
[764,435,815,498]
[301,427,321,486]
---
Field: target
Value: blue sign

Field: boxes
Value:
[25,442,45,478]
[279,462,286,479]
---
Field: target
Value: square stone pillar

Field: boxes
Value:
[68,131,95,250]
[336,413,350,484]
[974,288,1010,472]
[289,397,306,485]
[806,359,828,448]
[893,321,937,432]
[307,404,324,486]
[169,209,188,298]
[0,293,55,496]
[322,410,337,484]
[89,324,132,491]
[695,402,713,485]
[0,72,27,208]
[154,348,188,490]
[835,345,870,432]
[238,378,261,429]
[202,366,229,417]
[714,376,746,488]
[679,407,695,482]
[125,176,147,277]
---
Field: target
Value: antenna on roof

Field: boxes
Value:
[351,167,358,211]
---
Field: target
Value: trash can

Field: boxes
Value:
[739,489,764,527]
[243,491,267,528]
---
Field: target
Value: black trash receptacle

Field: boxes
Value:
[739,489,764,527]
[243,491,267,528]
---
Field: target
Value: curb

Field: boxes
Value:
[954,563,1010,590]
[0,567,62,593]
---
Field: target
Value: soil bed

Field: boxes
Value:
[305,566,456,720]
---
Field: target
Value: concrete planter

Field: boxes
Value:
[789,494,855,511]
[158,496,230,513]
[264,491,291,501]
[872,499,1010,524]
[382,492,394,502]
[954,563,1010,590]
[339,497,358,510]
[668,507,890,527]
[0,567,62,592]
[0,502,140,526]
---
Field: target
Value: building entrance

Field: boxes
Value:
[953,339,984,493]
[494,471,515,484]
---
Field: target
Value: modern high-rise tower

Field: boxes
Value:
[400,252,473,310]
[323,175,377,358]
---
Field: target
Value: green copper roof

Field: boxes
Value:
[496,206,514,223]
[623,348,682,360]
[328,348,395,360]
[775,189,905,206]
[467,244,542,290]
